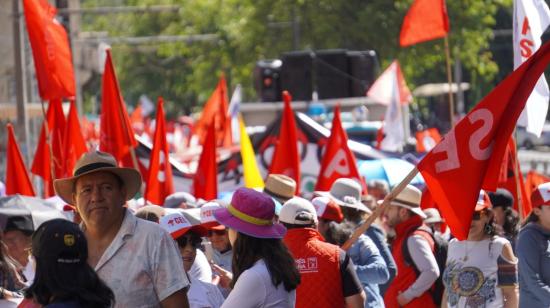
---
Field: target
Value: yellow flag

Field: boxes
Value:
[239,115,265,189]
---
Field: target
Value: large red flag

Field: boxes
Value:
[193,122,218,200]
[194,75,232,147]
[63,101,88,177]
[99,50,137,168]
[30,99,66,197]
[145,97,174,205]
[497,137,531,218]
[269,91,301,194]
[23,0,75,100]
[315,105,365,192]
[417,39,550,240]
[6,124,35,196]
[399,0,450,47]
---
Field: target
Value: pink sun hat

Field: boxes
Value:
[213,187,286,239]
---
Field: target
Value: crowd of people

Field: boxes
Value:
[0,150,549,308]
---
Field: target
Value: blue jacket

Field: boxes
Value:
[366,224,397,296]
[349,232,389,308]
[516,222,550,308]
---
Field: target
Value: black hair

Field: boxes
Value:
[135,211,160,223]
[341,207,364,224]
[501,207,520,238]
[522,211,540,227]
[480,208,499,237]
[25,234,114,308]
[231,232,300,292]
[323,221,355,246]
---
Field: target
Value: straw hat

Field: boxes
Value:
[54,151,142,205]
[388,185,426,219]
[264,174,296,203]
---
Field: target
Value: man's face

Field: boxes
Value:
[383,205,403,228]
[3,230,31,265]
[208,229,231,252]
[72,171,126,229]
[369,187,387,201]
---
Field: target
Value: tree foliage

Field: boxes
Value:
[80,0,513,117]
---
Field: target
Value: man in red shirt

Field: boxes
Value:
[280,197,365,308]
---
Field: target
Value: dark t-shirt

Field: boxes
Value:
[339,249,363,297]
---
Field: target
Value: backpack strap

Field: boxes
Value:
[401,226,435,271]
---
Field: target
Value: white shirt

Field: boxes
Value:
[85,210,189,308]
[190,249,213,283]
[221,259,296,308]
[402,235,440,301]
[444,237,513,308]
[22,256,35,286]
[188,275,225,308]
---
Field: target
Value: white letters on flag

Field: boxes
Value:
[514,0,550,136]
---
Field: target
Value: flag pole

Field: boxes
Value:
[444,36,455,128]
[341,167,420,251]
[512,144,525,221]
[40,100,57,193]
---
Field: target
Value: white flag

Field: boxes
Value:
[514,0,550,137]
[367,61,412,152]
[228,84,242,143]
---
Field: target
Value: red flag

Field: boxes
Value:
[193,122,218,200]
[416,128,442,152]
[23,0,75,100]
[399,0,450,47]
[269,91,301,194]
[417,39,550,240]
[145,98,174,205]
[497,137,531,217]
[5,124,35,196]
[315,105,365,192]
[63,101,88,177]
[194,75,232,147]
[30,99,65,197]
[99,50,137,168]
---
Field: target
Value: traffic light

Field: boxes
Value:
[254,59,282,102]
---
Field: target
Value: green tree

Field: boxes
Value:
[80,0,513,117]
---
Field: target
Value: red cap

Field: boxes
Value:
[311,197,344,223]
[531,182,550,208]
[475,190,492,211]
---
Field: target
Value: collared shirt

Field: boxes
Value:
[84,210,189,308]
[212,248,233,273]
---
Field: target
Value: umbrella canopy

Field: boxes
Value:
[358,158,425,188]
[0,194,68,231]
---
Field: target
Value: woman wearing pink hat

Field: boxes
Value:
[213,188,300,308]
[441,190,518,308]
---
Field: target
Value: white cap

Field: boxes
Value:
[279,197,318,225]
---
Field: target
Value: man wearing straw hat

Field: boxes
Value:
[54,151,190,308]
[382,185,439,308]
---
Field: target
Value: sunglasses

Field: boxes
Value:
[207,229,227,237]
[177,235,202,248]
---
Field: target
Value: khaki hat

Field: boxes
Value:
[423,208,444,224]
[263,174,296,203]
[388,185,426,219]
[315,178,371,213]
[54,151,142,205]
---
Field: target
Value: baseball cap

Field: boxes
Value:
[475,190,493,211]
[311,196,344,223]
[32,219,86,264]
[159,211,207,239]
[531,182,550,208]
[279,197,318,226]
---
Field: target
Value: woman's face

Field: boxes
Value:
[178,235,198,272]
[228,228,238,246]
[468,210,490,239]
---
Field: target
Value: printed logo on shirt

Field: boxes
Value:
[295,257,318,273]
